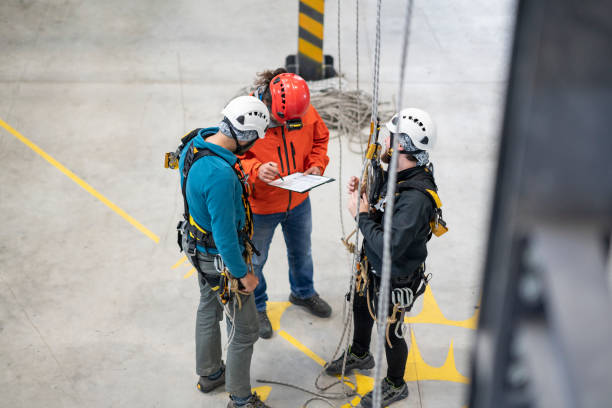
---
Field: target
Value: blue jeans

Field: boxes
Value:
[252,197,317,312]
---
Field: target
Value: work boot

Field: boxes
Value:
[196,362,225,393]
[258,310,273,339]
[289,293,332,318]
[325,347,375,375]
[359,378,409,408]
[227,392,271,407]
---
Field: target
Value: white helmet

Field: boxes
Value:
[386,108,436,151]
[221,96,269,140]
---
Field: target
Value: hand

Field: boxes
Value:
[348,190,369,218]
[258,162,281,183]
[239,273,259,293]
[347,176,359,194]
[304,166,322,176]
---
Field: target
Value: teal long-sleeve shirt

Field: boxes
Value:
[179,128,248,278]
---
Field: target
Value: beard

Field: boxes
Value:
[381,147,392,164]
[233,139,257,156]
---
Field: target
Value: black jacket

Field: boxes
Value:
[358,166,437,279]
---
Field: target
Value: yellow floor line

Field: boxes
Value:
[0,118,159,243]
[278,330,326,366]
[172,255,187,269]
[183,267,195,279]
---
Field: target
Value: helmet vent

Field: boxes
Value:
[420,136,429,145]
[236,115,245,125]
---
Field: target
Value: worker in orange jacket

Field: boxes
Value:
[239,69,332,339]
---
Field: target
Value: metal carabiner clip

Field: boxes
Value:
[214,255,226,273]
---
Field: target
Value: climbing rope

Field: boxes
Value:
[371,1,414,407]
[337,0,346,238]
[355,0,363,156]
[314,0,386,405]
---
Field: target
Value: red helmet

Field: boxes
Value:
[269,73,310,123]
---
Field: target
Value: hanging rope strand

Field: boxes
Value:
[370,0,382,125]
[355,0,363,156]
[337,0,346,237]
[331,0,384,398]
[371,2,414,407]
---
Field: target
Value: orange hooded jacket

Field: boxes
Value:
[239,104,330,215]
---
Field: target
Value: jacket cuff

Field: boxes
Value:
[306,159,326,174]
[355,211,370,222]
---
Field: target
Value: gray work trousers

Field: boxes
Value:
[195,252,259,399]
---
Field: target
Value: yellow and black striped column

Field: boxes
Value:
[298,0,325,80]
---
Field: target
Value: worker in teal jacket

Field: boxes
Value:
[177,96,271,408]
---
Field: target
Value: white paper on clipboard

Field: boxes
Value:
[267,172,335,193]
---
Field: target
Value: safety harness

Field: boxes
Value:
[348,165,448,347]
[166,128,259,305]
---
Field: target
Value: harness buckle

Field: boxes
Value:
[186,240,196,257]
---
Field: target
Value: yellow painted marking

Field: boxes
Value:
[182,267,195,279]
[172,255,187,269]
[278,330,326,366]
[342,397,362,408]
[0,118,160,244]
[406,285,479,329]
[405,329,469,384]
[252,386,271,401]
[265,301,292,331]
[354,373,374,395]
[298,38,323,63]
[300,0,325,14]
[299,12,324,39]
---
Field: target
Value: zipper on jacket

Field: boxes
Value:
[281,127,292,212]
[290,141,297,171]
[276,147,284,174]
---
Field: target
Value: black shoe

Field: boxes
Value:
[325,347,375,375]
[258,311,273,339]
[359,378,409,408]
[289,294,332,318]
[227,392,271,407]
[197,362,225,393]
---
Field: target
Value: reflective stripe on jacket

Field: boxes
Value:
[239,105,330,215]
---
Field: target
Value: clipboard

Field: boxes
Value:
[267,172,335,193]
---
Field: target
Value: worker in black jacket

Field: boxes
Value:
[326,108,440,408]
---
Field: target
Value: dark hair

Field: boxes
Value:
[254,68,287,104]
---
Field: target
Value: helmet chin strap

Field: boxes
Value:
[221,117,258,155]
[233,138,257,155]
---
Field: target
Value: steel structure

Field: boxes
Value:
[468,1,612,407]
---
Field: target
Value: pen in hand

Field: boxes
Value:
[276,172,285,181]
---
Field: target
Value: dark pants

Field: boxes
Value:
[351,273,408,384]
[194,252,259,398]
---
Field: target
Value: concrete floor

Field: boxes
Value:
[0,0,516,407]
